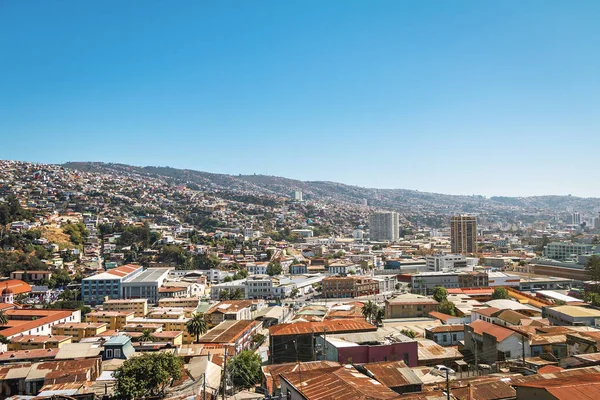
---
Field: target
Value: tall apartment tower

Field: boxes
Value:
[292,191,303,201]
[369,211,399,242]
[450,215,477,254]
[572,212,581,225]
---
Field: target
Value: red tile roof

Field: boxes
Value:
[0,280,32,295]
[469,320,515,342]
[0,309,75,338]
[106,264,142,277]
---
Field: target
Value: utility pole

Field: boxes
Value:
[323,327,328,361]
[202,372,206,400]
[445,369,450,400]
[473,337,478,377]
[222,347,228,400]
[522,335,526,367]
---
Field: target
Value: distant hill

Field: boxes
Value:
[61,162,600,215]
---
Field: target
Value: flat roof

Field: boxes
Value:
[124,268,170,283]
[549,306,600,318]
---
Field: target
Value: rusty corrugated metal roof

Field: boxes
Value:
[269,319,377,336]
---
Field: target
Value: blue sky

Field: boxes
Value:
[1,1,599,197]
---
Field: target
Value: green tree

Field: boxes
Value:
[438,300,456,316]
[361,300,379,324]
[586,255,600,292]
[492,287,509,300]
[290,288,299,298]
[266,260,282,276]
[137,329,157,343]
[114,352,183,399]
[186,313,208,343]
[223,276,233,283]
[0,310,7,326]
[432,286,448,303]
[227,350,262,389]
[584,292,600,307]
[0,334,9,344]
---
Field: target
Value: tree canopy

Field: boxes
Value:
[586,255,600,292]
[114,352,183,399]
[492,287,509,300]
[266,260,282,276]
[432,286,448,303]
[227,350,262,389]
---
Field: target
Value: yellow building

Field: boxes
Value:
[8,335,72,351]
[103,299,148,317]
[52,322,107,342]
[128,330,183,346]
[158,297,200,308]
[86,311,135,330]
[128,317,193,344]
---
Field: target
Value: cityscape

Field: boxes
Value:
[0,160,600,399]
[2,1,600,399]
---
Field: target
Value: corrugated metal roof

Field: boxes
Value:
[262,361,340,394]
[452,381,516,400]
[364,360,422,387]
[199,320,258,344]
[417,339,462,362]
[269,319,377,336]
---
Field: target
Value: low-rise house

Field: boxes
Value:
[205,300,254,325]
[262,361,340,396]
[280,364,401,400]
[464,320,529,365]
[269,319,377,364]
[102,336,135,360]
[425,325,465,346]
[317,327,418,366]
[385,294,438,318]
[321,275,379,299]
[10,271,52,283]
[198,320,260,354]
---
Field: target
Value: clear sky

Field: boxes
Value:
[1,1,599,197]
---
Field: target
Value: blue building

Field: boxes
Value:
[82,264,143,306]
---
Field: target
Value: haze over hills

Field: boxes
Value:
[60,162,600,216]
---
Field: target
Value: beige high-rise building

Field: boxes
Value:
[451,215,477,254]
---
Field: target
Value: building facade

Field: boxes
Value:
[450,215,477,254]
[369,212,399,242]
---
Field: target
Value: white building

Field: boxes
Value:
[369,212,399,242]
[425,254,468,272]
[122,268,171,305]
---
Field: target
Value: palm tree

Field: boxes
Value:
[186,313,208,343]
[0,310,7,326]
[361,300,378,324]
[137,329,157,343]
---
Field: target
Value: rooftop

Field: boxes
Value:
[269,319,377,337]
[549,305,600,318]
[199,320,258,344]
[124,268,170,283]
[470,320,516,342]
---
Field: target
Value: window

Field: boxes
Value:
[105,349,113,358]
[114,349,121,358]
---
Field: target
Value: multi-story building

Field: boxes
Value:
[52,322,107,342]
[572,212,582,225]
[85,311,135,330]
[103,298,148,317]
[121,268,171,305]
[542,242,596,261]
[158,297,201,309]
[369,212,399,242]
[82,264,143,306]
[450,215,477,254]
[8,335,72,351]
[321,276,379,299]
[425,254,468,272]
[246,262,269,275]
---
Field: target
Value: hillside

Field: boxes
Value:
[61,162,600,215]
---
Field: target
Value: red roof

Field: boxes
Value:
[0,280,31,295]
[428,311,457,322]
[470,320,515,342]
[106,264,143,277]
[474,307,501,317]
[537,365,564,374]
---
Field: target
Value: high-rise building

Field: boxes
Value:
[292,190,303,201]
[450,215,477,254]
[369,211,399,242]
[572,212,581,225]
